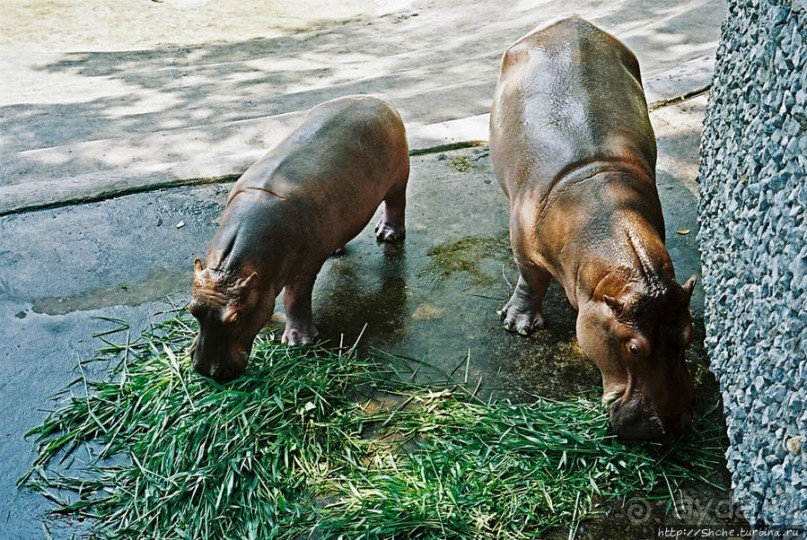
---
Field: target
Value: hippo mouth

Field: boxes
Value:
[601,391,623,411]
[192,347,250,383]
[602,391,665,440]
[604,391,693,440]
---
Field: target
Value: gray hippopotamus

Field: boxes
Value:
[490,17,697,440]
[190,95,409,382]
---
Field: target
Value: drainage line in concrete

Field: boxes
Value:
[408,140,488,156]
[648,85,711,112]
[2,142,494,217]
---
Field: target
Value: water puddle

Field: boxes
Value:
[32,268,189,315]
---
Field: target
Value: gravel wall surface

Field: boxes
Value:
[697,0,806,527]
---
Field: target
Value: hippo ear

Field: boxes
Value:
[193,259,205,284]
[682,276,697,303]
[237,272,258,292]
[603,295,623,315]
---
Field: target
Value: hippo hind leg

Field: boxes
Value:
[375,182,406,242]
[281,273,320,346]
[500,263,551,336]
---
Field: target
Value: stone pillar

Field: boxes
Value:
[698,0,806,527]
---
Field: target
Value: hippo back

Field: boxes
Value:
[490,17,657,200]
[221,95,409,271]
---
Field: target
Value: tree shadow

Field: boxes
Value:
[1,0,723,199]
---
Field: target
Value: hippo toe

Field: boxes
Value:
[282,326,319,346]
[499,301,545,335]
[374,216,405,242]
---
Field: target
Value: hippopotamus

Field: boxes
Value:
[190,95,409,382]
[489,17,697,440]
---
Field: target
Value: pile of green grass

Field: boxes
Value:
[21,310,726,539]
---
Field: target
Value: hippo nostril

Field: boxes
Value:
[649,415,666,435]
[209,364,220,379]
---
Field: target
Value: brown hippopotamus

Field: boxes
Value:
[489,17,697,440]
[190,95,409,382]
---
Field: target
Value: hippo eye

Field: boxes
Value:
[626,339,645,357]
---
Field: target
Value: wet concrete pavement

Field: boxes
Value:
[1,1,723,537]
[1,96,708,538]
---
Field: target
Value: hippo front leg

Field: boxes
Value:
[282,273,320,345]
[500,263,551,335]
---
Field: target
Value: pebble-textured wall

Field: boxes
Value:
[697,0,806,527]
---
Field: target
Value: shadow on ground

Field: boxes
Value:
[1,0,724,200]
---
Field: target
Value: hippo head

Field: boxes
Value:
[577,275,697,440]
[189,259,268,383]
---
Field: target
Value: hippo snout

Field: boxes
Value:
[191,341,248,383]
[607,396,692,441]
[194,358,244,383]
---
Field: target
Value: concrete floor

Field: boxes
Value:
[0,0,723,214]
[1,97,712,538]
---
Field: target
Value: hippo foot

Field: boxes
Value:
[499,299,545,336]
[375,217,405,242]
[282,326,319,346]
